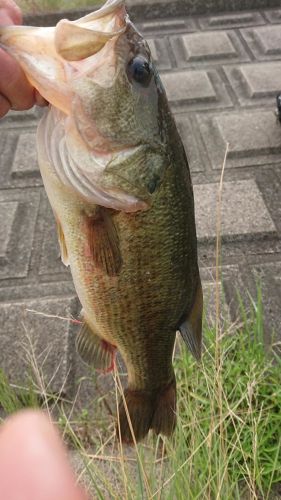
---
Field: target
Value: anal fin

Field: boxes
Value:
[76,320,116,373]
[179,279,203,361]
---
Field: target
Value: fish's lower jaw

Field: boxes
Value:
[116,378,176,444]
[122,199,150,213]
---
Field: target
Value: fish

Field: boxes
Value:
[0,0,203,443]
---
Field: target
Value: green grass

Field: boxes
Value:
[18,0,101,15]
[0,370,40,414]
[0,288,280,499]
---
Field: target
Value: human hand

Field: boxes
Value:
[0,0,47,118]
[0,410,88,500]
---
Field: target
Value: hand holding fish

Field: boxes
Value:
[0,0,46,117]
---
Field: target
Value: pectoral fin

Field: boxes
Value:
[76,320,116,373]
[84,208,122,276]
[179,279,203,361]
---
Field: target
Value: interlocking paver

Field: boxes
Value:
[161,69,232,110]
[39,201,70,277]
[182,31,237,59]
[0,202,18,261]
[175,116,205,173]
[194,180,276,241]
[147,38,172,69]
[12,132,39,179]
[241,25,281,59]
[199,11,265,30]
[224,62,281,105]
[264,9,281,23]
[0,5,280,394]
[170,30,250,66]
[141,18,195,33]
[0,296,78,392]
[0,126,42,188]
[162,69,216,101]
[0,189,40,279]
[199,110,281,169]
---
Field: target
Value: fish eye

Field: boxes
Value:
[127,56,152,86]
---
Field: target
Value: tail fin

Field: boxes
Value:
[117,379,176,444]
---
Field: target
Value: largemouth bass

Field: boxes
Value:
[0,0,203,443]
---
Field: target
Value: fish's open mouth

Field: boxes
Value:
[54,0,127,61]
[0,0,157,213]
[0,0,128,113]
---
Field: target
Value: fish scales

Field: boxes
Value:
[0,0,203,442]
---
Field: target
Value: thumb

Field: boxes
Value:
[0,410,88,500]
[0,0,22,25]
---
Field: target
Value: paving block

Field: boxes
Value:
[194,180,276,241]
[225,262,281,347]
[125,0,281,19]
[0,126,42,189]
[199,236,281,270]
[0,131,18,186]
[0,295,78,393]
[170,30,249,66]
[0,107,42,126]
[202,281,231,328]
[163,69,215,101]
[175,115,205,172]
[141,17,195,34]
[12,132,40,179]
[0,202,18,262]
[264,9,281,23]
[250,263,281,345]
[199,110,281,169]
[224,61,281,105]
[0,190,40,279]
[199,11,265,30]
[161,69,232,110]
[241,24,281,60]
[147,38,172,69]
[0,282,76,304]
[255,168,281,234]
[39,201,70,277]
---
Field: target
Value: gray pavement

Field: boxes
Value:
[0,6,281,397]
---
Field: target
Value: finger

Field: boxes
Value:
[0,93,10,117]
[0,1,22,24]
[0,410,88,500]
[0,48,35,111]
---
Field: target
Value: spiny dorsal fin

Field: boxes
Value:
[179,279,203,361]
[76,320,116,372]
[84,208,122,276]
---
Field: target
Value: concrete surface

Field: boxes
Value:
[0,5,280,398]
